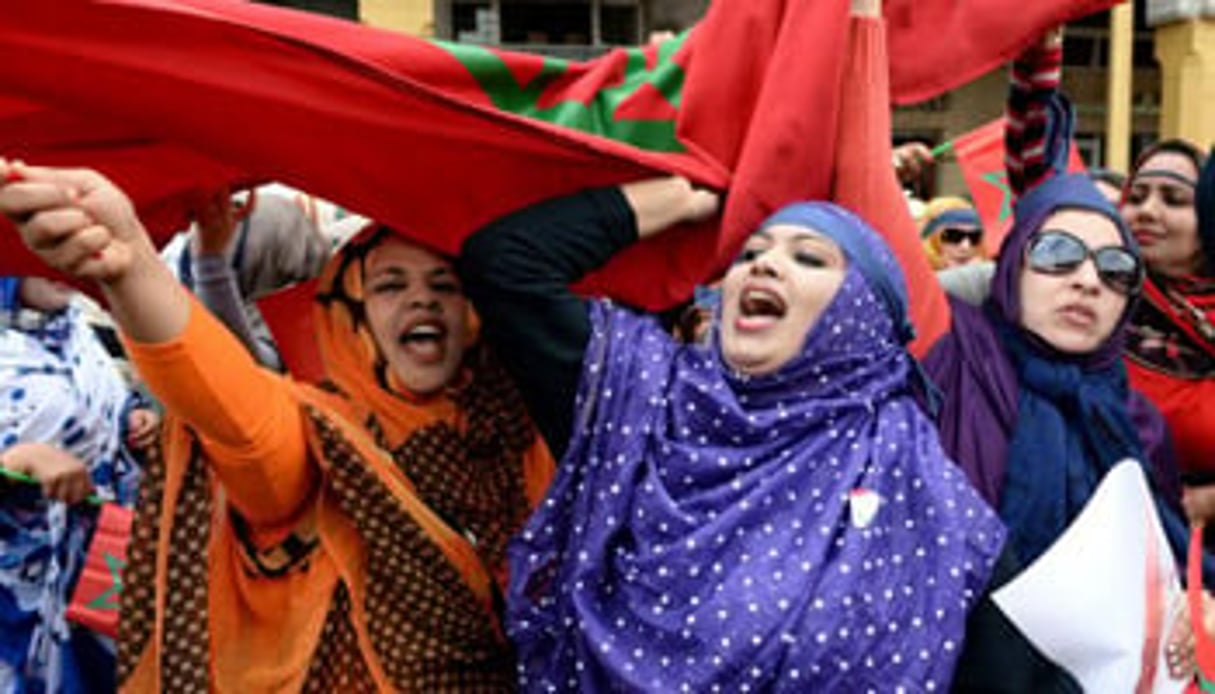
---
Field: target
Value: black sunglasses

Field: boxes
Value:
[1025,229,1144,296]
[940,227,983,245]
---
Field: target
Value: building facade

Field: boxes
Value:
[893,5,1164,196]
[429,0,706,59]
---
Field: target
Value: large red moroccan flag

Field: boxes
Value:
[0,0,1119,309]
[951,117,1087,254]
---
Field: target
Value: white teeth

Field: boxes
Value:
[407,325,442,338]
[744,288,777,302]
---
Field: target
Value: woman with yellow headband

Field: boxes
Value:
[919,196,986,270]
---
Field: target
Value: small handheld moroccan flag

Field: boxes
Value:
[66,503,133,639]
[950,117,1086,254]
[1189,526,1215,693]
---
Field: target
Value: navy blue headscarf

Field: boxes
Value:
[985,174,1158,564]
[923,89,1202,579]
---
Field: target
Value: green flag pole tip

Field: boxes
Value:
[930,140,955,159]
[0,465,105,506]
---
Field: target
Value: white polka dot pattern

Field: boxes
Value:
[507,269,1005,691]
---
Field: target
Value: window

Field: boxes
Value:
[453,2,491,36]
[500,3,590,45]
[1133,37,1157,68]
[601,4,640,45]
[1062,35,1102,68]
[255,0,357,20]
[1074,133,1104,169]
[447,1,642,48]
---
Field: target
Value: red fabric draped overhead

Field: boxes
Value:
[0,0,1118,308]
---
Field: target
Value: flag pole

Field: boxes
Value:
[0,466,105,506]
[931,139,955,160]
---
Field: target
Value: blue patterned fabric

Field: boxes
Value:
[0,279,141,693]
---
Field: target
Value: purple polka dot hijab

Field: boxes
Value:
[506,202,1005,691]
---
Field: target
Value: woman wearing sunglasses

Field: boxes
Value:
[919,197,987,270]
[835,22,1199,688]
[1122,142,1215,480]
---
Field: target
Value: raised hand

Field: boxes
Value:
[621,176,720,239]
[1184,486,1215,525]
[126,407,161,452]
[0,159,190,343]
[892,142,935,186]
[0,159,151,284]
[190,187,240,257]
[851,0,880,18]
[1,442,95,505]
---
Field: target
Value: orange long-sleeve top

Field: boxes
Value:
[124,295,317,529]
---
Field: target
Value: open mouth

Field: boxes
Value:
[736,286,786,331]
[398,320,448,363]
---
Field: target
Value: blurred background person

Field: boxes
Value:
[161,187,332,371]
[919,196,987,270]
[0,276,152,692]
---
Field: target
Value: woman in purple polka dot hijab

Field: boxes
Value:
[462,171,1006,690]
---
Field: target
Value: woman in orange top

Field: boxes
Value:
[0,162,554,691]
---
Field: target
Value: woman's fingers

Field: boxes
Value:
[22,210,118,279]
[42,468,87,504]
[686,188,721,223]
[1184,486,1215,524]
[126,409,160,450]
[1167,639,1196,680]
[43,462,94,505]
[23,205,98,252]
[4,185,138,283]
[0,178,76,225]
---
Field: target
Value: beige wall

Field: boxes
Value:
[361,0,434,36]
[1155,19,1215,147]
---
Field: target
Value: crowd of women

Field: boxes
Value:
[0,0,1213,690]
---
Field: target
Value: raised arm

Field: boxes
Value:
[832,0,951,355]
[0,160,312,528]
[459,177,717,458]
[1005,29,1066,197]
[191,190,285,370]
[191,255,284,369]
